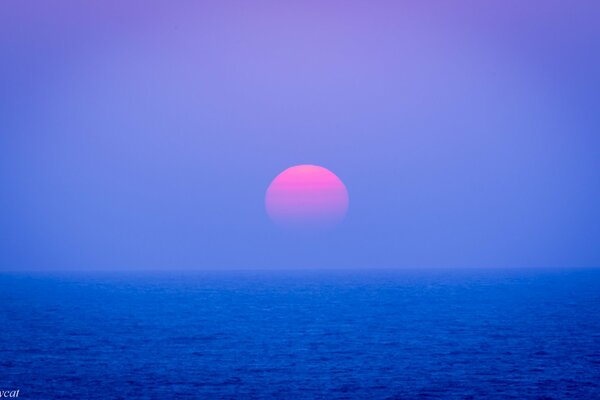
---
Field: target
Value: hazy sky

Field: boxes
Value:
[2,1,599,270]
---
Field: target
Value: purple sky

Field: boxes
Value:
[1,1,599,270]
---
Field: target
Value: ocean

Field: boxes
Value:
[1,269,599,399]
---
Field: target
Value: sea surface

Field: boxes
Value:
[1,269,599,399]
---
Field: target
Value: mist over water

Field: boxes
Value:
[2,2,599,398]
[2,2,600,270]
[2,268,599,399]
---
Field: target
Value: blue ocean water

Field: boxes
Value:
[1,269,599,399]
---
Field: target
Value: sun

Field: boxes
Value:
[265,165,349,229]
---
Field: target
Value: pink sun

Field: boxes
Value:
[265,165,349,229]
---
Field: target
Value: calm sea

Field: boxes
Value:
[1,269,599,399]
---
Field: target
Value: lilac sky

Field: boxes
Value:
[1,1,599,270]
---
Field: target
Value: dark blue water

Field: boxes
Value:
[1,269,599,399]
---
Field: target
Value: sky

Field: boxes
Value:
[1,1,599,270]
